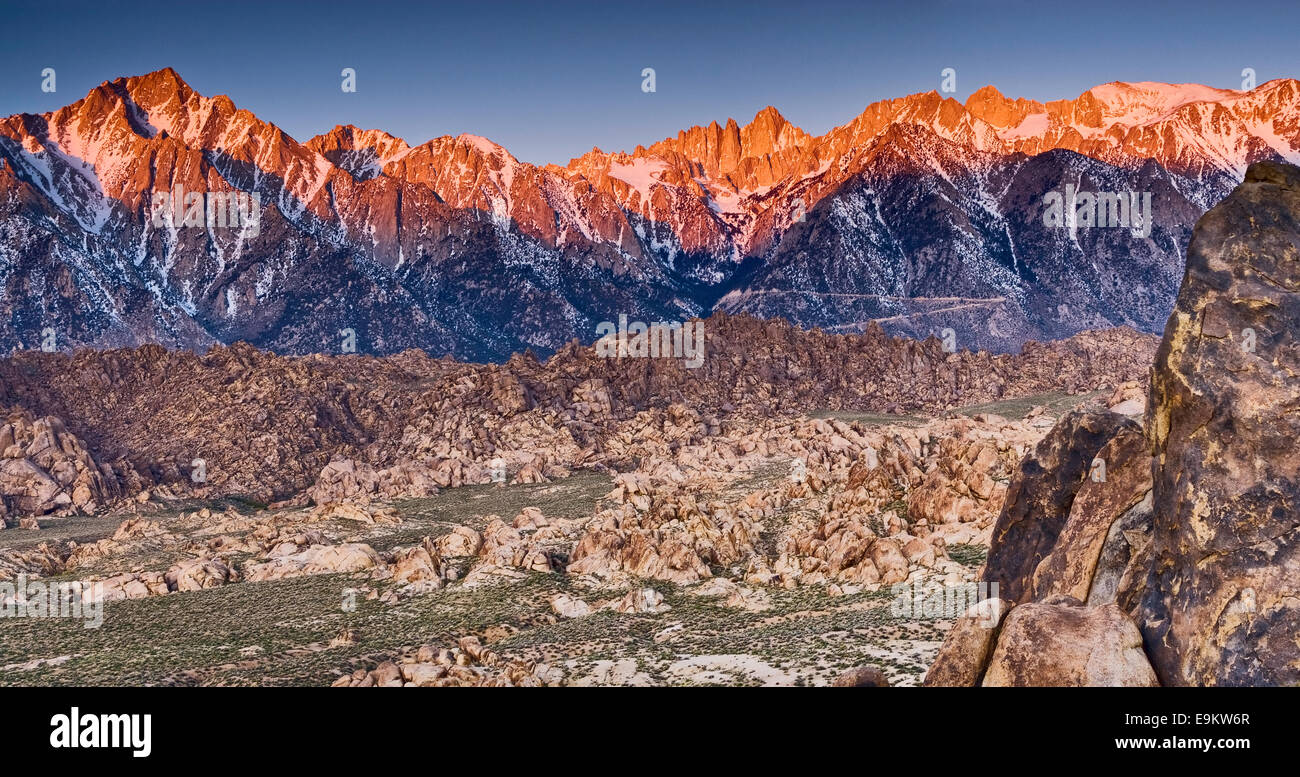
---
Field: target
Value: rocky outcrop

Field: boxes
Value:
[928,161,1300,687]
[333,636,560,687]
[308,458,443,505]
[568,482,760,585]
[550,593,592,618]
[0,316,1154,510]
[478,517,560,573]
[0,410,120,521]
[1137,161,1300,686]
[388,538,451,588]
[608,587,670,614]
[922,598,1012,687]
[243,543,382,583]
[980,603,1158,687]
[84,555,236,602]
[980,411,1138,604]
[308,501,402,526]
[164,557,238,592]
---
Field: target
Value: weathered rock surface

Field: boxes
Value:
[243,543,382,582]
[0,410,121,521]
[308,458,444,505]
[607,587,670,614]
[1138,161,1300,686]
[927,392,1158,687]
[434,525,482,557]
[550,593,593,618]
[1029,426,1152,603]
[165,557,238,591]
[388,538,450,587]
[931,162,1300,687]
[568,481,759,584]
[923,598,1013,687]
[981,603,1158,687]
[1107,381,1145,416]
[981,411,1138,604]
[832,665,891,687]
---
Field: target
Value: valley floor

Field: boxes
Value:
[0,391,1116,687]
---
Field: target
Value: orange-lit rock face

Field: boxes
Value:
[2,68,1297,361]
[11,69,1296,254]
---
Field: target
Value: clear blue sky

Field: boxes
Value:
[3,0,1297,165]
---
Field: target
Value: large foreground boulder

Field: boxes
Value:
[1028,426,1152,603]
[981,603,1157,687]
[929,161,1300,686]
[1137,161,1300,686]
[927,410,1156,684]
[980,411,1137,603]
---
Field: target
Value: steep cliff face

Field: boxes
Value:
[2,70,1298,359]
[0,70,693,360]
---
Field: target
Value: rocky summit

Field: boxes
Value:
[927,161,1300,686]
[3,70,1299,359]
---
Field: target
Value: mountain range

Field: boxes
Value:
[1,69,1297,358]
